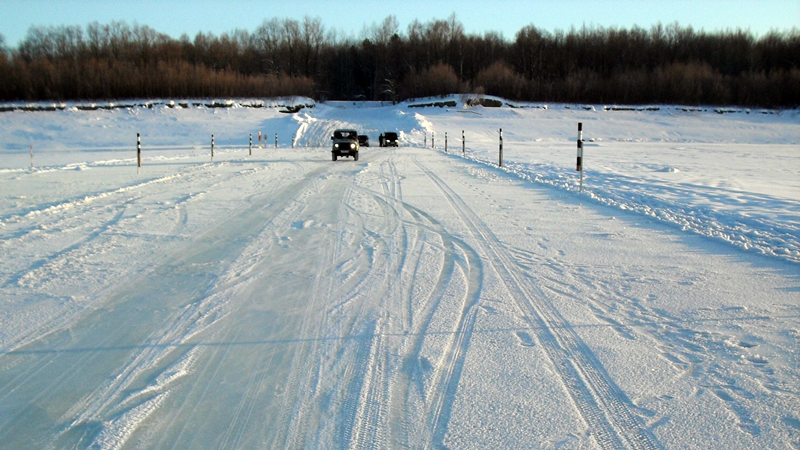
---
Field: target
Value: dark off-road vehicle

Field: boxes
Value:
[331,129,359,161]
[358,134,370,147]
[379,132,399,147]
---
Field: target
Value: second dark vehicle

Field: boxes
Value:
[379,132,399,147]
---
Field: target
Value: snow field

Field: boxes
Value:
[0,99,798,449]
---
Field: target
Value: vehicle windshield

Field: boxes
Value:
[335,131,356,139]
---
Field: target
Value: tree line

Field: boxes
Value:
[1,15,798,107]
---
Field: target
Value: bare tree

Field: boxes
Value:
[254,18,281,74]
[280,19,301,76]
[301,16,324,78]
[373,15,399,46]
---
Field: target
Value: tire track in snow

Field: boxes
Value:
[2,199,133,289]
[391,200,483,447]
[376,156,431,448]
[346,189,402,449]
[377,157,412,333]
[427,242,482,447]
[285,183,387,448]
[363,153,487,448]
[347,155,448,449]
[348,156,468,449]
[278,156,443,448]
[275,175,356,449]
[334,183,404,450]
[416,159,660,450]
[364,155,484,448]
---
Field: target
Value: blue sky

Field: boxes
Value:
[1,0,797,47]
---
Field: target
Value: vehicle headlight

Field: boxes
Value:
[350,143,355,149]
[334,143,339,148]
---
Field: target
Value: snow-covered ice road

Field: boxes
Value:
[0,102,798,449]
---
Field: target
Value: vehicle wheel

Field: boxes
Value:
[354,152,359,161]
[332,153,337,161]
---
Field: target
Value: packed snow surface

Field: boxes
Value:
[0,98,798,449]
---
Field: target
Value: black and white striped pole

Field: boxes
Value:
[432,132,435,149]
[424,133,427,147]
[499,128,503,167]
[462,130,465,156]
[137,133,141,173]
[249,133,253,155]
[577,123,584,192]
[445,132,448,153]
[211,134,215,161]
[275,133,278,148]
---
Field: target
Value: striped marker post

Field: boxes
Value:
[462,130,465,156]
[499,128,503,167]
[211,134,215,161]
[249,133,253,156]
[577,123,584,192]
[137,133,141,173]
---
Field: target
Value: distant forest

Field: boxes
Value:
[1,15,798,107]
